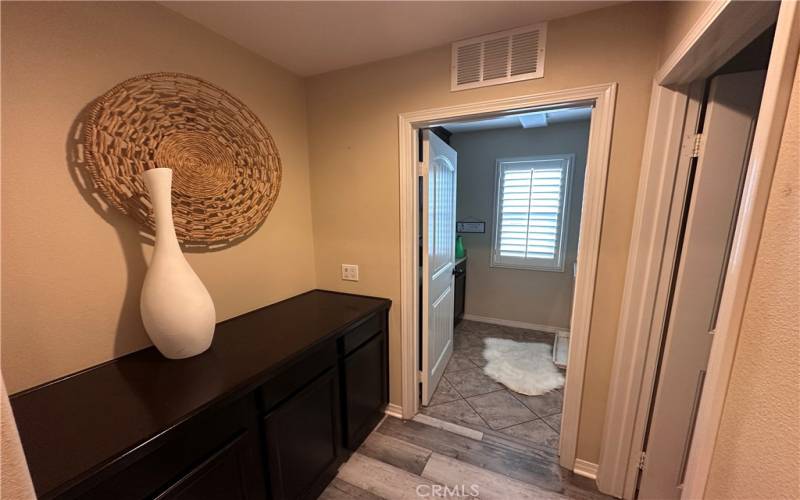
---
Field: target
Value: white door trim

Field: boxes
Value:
[596,80,703,499]
[657,0,779,86]
[682,3,800,498]
[598,1,798,498]
[398,82,617,472]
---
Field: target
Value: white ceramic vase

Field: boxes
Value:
[140,168,216,359]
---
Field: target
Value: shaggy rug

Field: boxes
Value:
[482,338,564,396]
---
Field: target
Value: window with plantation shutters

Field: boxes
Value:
[491,155,573,271]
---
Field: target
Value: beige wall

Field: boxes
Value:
[0,0,721,471]
[306,2,664,463]
[1,2,317,393]
[704,55,800,500]
[659,1,712,63]
[451,121,590,329]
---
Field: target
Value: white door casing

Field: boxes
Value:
[637,71,766,500]
[682,4,800,496]
[399,84,617,476]
[421,130,457,406]
[598,2,795,497]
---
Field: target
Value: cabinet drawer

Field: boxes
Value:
[259,341,336,411]
[340,313,382,356]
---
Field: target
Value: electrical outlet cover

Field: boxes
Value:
[341,264,359,281]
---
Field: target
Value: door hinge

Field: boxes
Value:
[638,451,648,470]
[687,133,704,158]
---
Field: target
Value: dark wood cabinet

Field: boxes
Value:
[11,290,391,500]
[155,432,254,500]
[454,258,467,326]
[263,369,342,500]
[342,329,388,450]
[78,397,267,500]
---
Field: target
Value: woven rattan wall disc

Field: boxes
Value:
[83,72,282,248]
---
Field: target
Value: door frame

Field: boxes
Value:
[398,82,617,472]
[597,1,799,498]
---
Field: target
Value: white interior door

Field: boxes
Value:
[421,130,457,406]
[638,70,766,499]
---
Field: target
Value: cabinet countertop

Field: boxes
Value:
[10,290,391,498]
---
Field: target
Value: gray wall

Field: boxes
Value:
[451,120,590,329]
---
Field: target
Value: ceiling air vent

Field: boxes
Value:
[451,23,546,91]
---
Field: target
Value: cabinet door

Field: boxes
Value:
[342,331,388,450]
[454,272,466,326]
[155,432,253,500]
[263,370,341,500]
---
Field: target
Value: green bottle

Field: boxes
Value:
[455,235,465,259]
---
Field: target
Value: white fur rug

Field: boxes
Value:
[482,338,564,396]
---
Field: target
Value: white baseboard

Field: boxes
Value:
[385,403,403,419]
[461,314,567,335]
[573,459,599,480]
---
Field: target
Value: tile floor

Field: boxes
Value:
[422,320,564,451]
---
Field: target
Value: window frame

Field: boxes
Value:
[490,154,574,272]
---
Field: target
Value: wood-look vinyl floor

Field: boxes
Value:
[319,415,612,499]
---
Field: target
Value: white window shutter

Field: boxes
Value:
[492,155,573,271]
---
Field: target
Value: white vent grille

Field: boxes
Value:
[451,23,546,91]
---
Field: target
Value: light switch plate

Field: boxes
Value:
[341,264,359,281]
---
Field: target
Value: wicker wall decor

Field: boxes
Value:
[83,72,282,248]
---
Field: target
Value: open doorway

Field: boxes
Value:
[419,108,591,454]
[398,83,616,474]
